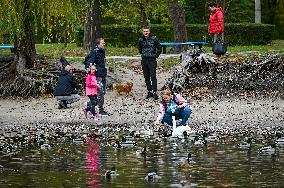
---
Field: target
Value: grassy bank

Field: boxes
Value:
[34,42,284,59]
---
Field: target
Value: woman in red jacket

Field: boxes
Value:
[208,2,224,43]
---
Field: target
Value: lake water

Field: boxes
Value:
[1,132,284,187]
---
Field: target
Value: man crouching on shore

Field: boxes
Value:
[54,65,80,109]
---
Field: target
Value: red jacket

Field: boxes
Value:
[208,7,224,34]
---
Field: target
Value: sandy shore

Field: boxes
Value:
[1,65,284,133]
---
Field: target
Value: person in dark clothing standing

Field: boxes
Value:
[138,26,162,100]
[85,38,109,116]
[54,65,80,109]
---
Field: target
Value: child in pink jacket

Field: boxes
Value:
[83,65,101,120]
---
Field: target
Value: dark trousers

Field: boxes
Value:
[141,58,157,92]
[86,95,97,116]
[97,77,106,111]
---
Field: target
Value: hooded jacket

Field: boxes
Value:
[85,73,98,96]
[54,70,79,96]
[85,46,107,77]
[208,7,224,34]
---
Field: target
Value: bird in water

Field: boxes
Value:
[238,137,252,148]
[136,145,147,157]
[178,153,196,170]
[105,166,118,179]
[259,144,276,155]
[145,169,161,182]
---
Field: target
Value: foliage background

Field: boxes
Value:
[0,0,283,45]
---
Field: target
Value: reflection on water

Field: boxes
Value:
[1,133,284,188]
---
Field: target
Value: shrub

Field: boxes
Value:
[75,23,275,47]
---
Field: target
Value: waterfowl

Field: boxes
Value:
[114,141,122,149]
[275,137,284,145]
[145,169,161,182]
[105,166,118,179]
[171,117,193,138]
[205,135,220,142]
[40,143,51,150]
[194,137,207,146]
[238,138,252,148]
[135,145,147,157]
[179,153,196,169]
[259,144,276,155]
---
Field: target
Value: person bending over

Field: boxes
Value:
[155,89,191,127]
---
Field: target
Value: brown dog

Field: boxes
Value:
[113,80,133,96]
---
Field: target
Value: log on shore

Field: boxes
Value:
[164,49,284,97]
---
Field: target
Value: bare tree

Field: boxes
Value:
[168,0,188,53]
[84,0,102,51]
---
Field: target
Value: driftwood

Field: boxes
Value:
[164,49,284,97]
[0,56,121,97]
[164,48,216,92]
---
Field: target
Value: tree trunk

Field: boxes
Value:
[83,0,102,51]
[140,2,147,27]
[168,0,188,53]
[255,0,261,23]
[17,0,36,71]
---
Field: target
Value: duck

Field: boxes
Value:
[73,138,84,144]
[145,169,161,182]
[193,136,207,146]
[178,153,196,169]
[105,166,118,179]
[238,137,252,148]
[114,141,122,149]
[135,145,147,157]
[259,144,276,155]
[275,137,284,145]
[40,143,51,150]
[205,135,220,142]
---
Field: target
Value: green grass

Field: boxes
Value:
[35,43,140,59]
[1,42,283,62]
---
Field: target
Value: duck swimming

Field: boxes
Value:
[238,137,252,148]
[178,153,196,169]
[259,144,276,155]
[105,166,118,179]
[145,169,161,182]
[135,145,147,157]
[275,137,284,145]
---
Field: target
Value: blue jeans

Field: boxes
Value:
[162,106,191,127]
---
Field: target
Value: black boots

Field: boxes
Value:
[146,92,153,99]
[146,91,158,100]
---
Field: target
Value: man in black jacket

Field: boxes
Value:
[54,65,80,109]
[138,26,162,100]
[85,38,109,116]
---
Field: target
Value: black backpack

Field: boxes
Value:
[84,48,99,72]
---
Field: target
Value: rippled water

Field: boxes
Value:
[1,134,284,188]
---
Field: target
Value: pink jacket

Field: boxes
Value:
[208,7,224,34]
[85,73,98,96]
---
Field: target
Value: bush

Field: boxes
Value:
[75,23,275,47]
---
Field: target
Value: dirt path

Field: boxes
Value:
[1,64,284,132]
